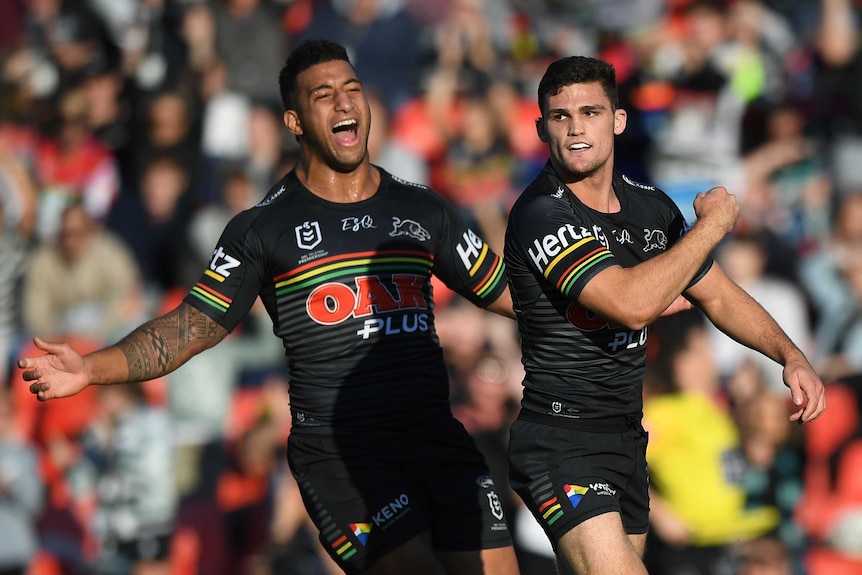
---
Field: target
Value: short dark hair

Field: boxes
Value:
[279,39,352,111]
[537,56,619,116]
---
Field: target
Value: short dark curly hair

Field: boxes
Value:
[537,56,619,116]
[278,39,352,111]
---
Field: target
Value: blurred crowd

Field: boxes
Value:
[1,0,862,574]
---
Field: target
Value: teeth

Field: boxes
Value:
[333,119,357,129]
[569,143,590,150]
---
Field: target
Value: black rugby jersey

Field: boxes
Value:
[505,163,712,419]
[184,168,507,432]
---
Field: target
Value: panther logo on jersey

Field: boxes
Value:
[390,217,431,241]
[643,229,667,252]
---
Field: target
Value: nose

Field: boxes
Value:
[568,116,585,136]
[334,89,354,112]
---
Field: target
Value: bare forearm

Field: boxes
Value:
[84,303,228,384]
[697,282,803,367]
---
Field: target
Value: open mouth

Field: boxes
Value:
[568,143,590,151]
[333,119,359,145]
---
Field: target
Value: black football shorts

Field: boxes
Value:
[287,417,513,574]
[508,412,649,552]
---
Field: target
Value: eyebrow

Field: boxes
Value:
[547,103,608,115]
[307,77,362,96]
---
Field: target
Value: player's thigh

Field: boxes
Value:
[557,512,647,575]
[628,532,647,557]
[288,433,433,575]
[414,418,513,553]
[435,546,520,575]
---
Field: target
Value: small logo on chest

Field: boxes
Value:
[296,221,322,250]
[389,217,431,241]
[342,215,376,232]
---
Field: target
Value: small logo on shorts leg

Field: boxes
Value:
[565,484,589,508]
[350,523,372,546]
[476,475,495,488]
[487,491,504,521]
[589,482,617,496]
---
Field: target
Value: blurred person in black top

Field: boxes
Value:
[504,54,826,575]
[19,39,520,575]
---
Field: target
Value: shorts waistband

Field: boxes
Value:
[518,409,641,433]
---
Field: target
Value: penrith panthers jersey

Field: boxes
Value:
[184,168,507,433]
[505,163,712,420]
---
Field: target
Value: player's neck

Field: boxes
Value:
[555,163,619,213]
[296,158,380,203]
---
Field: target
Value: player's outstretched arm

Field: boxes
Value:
[19,302,228,402]
[685,265,826,424]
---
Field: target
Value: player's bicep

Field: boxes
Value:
[576,264,633,322]
[682,262,731,312]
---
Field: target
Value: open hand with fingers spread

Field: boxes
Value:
[18,337,91,401]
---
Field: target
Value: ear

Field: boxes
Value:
[535,117,548,142]
[284,110,303,137]
[613,108,627,136]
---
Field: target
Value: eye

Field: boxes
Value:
[551,112,567,121]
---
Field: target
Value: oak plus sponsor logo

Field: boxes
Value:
[296,221,323,250]
[389,217,430,241]
[372,493,411,529]
[566,302,647,352]
[342,215,376,232]
[305,274,431,339]
[527,224,606,270]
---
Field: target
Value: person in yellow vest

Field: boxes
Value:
[643,310,781,575]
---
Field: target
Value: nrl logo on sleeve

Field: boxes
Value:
[296,221,322,250]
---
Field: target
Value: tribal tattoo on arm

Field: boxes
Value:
[119,302,228,382]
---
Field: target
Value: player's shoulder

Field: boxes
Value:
[378,166,446,204]
[222,172,302,235]
[614,171,674,205]
[510,166,569,220]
